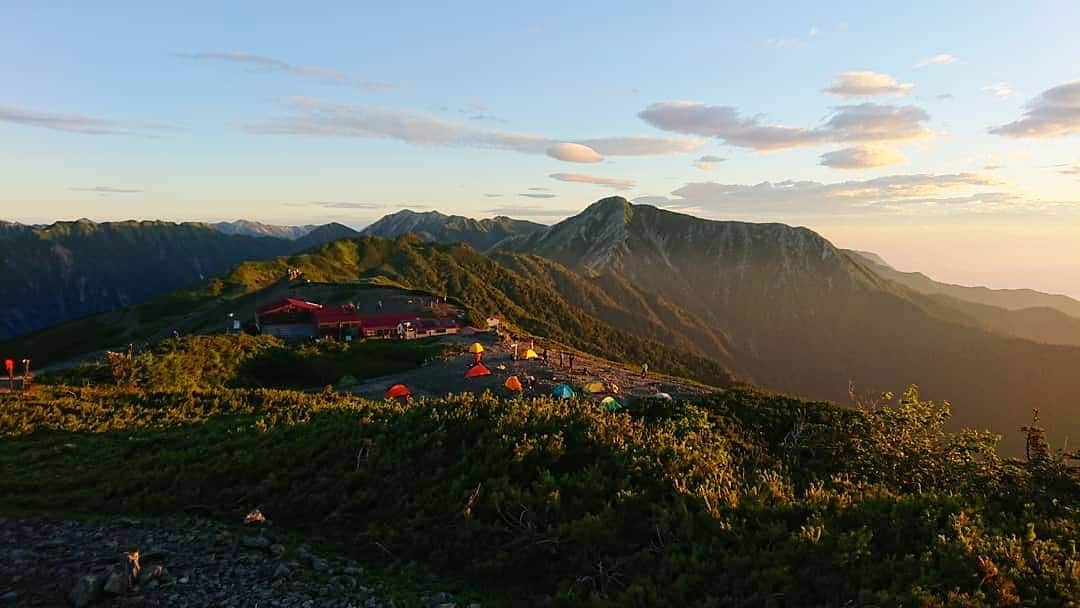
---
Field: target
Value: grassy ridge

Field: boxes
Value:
[2,383,1076,606]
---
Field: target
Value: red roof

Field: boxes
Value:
[313,305,365,326]
[258,297,323,316]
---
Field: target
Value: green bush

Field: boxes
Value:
[1,383,1076,606]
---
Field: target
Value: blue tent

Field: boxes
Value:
[552,383,575,399]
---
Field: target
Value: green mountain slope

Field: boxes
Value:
[361,209,545,251]
[502,197,1080,453]
[0,219,358,340]
[5,235,737,389]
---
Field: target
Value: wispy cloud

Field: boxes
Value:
[990,80,1080,138]
[69,186,143,194]
[527,187,551,191]
[519,193,557,199]
[549,172,635,190]
[247,98,701,161]
[766,26,820,49]
[915,53,959,68]
[639,172,1078,219]
[1056,161,1080,176]
[483,193,503,198]
[982,82,1014,98]
[1,105,130,135]
[302,201,385,209]
[178,51,394,91]
[694,155,726,170]
[823,71,913,97]
[639,101,932,151]
[820,144,907,169]
[485,205,572,218]
[547,142,603,163]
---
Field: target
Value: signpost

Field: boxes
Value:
[4,358,13,391]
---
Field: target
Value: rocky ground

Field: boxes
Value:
[0,515,475,608]
[348,332,712,403]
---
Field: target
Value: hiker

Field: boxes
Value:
[473,352,483,365]
[511,341,519,360]
[543,348,548,363]
[526,375,537,389]
[377,299,383,311]
[559,351,564,367]
[568,353,575,371]
[640,362,649,378]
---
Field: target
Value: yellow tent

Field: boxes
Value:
[504,375,523,392]
[468,342,485,354]
[524,349,539,360]
[583,381,606,394]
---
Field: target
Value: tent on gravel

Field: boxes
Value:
[504,375,523,392]
[524,349,539,360]
[552,384,575,399]
[600,396,623,411]
[465,363,493,378]
[468,342,485,354]
[384,384,412,400]
[582,381,607,394]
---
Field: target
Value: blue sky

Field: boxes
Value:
[2,1,1078,296]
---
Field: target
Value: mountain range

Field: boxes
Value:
[5,199,1080,453]
[0,219,359,339]
[360,209,545,251]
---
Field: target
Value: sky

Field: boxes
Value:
[1,1,1078,296]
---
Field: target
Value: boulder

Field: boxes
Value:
[68,574,105,608]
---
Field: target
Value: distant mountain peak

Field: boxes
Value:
[361,208,545,252]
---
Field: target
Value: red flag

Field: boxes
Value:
[3,359,13,374]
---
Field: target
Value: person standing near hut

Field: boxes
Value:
[640,362,649,378]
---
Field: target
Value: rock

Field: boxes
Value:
[273,563,291,579]
[0,591,18,603]
[179,576,189,584]
[269,543,286,558]
[309,557,330,572]
[242,535,272,550]
[425,592,452,606]
[136,564,164,586]
[103,569,129,595]
[68,574,105,608]
[341,566,363,576]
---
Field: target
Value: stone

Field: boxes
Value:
[68,574,105,608]
[309,557,330,572]
[269,543,287,558]
[243,508,268,525]
[137,564,164,586]
[0,591,18,603]
[242,535,272,550]
[103,569,129,595]
[273,563,291,579]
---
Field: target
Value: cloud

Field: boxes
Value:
[820,144,908,169]
[249,98,700,161]
[527,187,551,191]
[936,94,954,100]
[639,101,932,150]
[639,172,1072,219]
[823,71,913,97]
[69,186,143,193]
[1056,162,1080,175]
[178,51,393,91]
[483,193,503,198]
[549,172,635,190]
[1,105,130,135]
[484,205,573,218]
[915,54,959,68]
[989,80,1080,139]
[303,201,384,209]
[519,193,557,199]
[547,142,604,163]
[694,155,726,170]
[982,82,1013,98]
[639,102,824,150]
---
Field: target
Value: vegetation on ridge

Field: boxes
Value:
[2,369,1077,606]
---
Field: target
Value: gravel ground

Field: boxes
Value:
[0,516,473,608]
[348,333,712,403]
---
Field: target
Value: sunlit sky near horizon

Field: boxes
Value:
[2,1,1078,297]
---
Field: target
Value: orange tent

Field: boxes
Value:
[465,363,492,378]
[504,375,523,392]
[384,384,412,399]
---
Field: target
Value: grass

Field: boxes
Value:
[1,382,1077,606]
